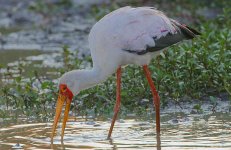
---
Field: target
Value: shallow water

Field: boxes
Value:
[1,112,231,150]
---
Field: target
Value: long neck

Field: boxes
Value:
[77,66,111,91]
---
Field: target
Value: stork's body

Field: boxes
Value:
[51,6,200,141]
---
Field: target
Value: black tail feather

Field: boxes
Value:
[185,25,201,35]
[171,19,201,39]
[179,24,201,39]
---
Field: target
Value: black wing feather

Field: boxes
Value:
[123,20,201,55]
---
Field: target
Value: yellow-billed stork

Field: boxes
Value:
[51,6,200,141]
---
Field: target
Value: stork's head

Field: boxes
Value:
[51,71,80,141]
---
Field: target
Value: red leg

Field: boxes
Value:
[143,65,160,135]
[107,67,122,139]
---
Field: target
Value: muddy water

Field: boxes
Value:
[1,112,231,150]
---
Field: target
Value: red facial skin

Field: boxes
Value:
[59,84,74,100]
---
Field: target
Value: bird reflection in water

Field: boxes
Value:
[51,132,161,149]
[107,133,161,150]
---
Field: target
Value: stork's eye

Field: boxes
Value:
[62,87,67,92]
[60,84,67,93]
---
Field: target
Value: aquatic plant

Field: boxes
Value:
[0,1,230,120]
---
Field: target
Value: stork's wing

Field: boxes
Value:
[103,7,200,55]
[123,19,200,55]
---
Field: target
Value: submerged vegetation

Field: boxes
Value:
[0,0,230,122]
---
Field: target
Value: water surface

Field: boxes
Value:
[1,112,231,149]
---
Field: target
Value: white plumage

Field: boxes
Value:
[60,6,199,94]
[52,6,200,141]
[89,7,176,67]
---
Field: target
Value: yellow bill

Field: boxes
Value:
[51,84,73,141]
